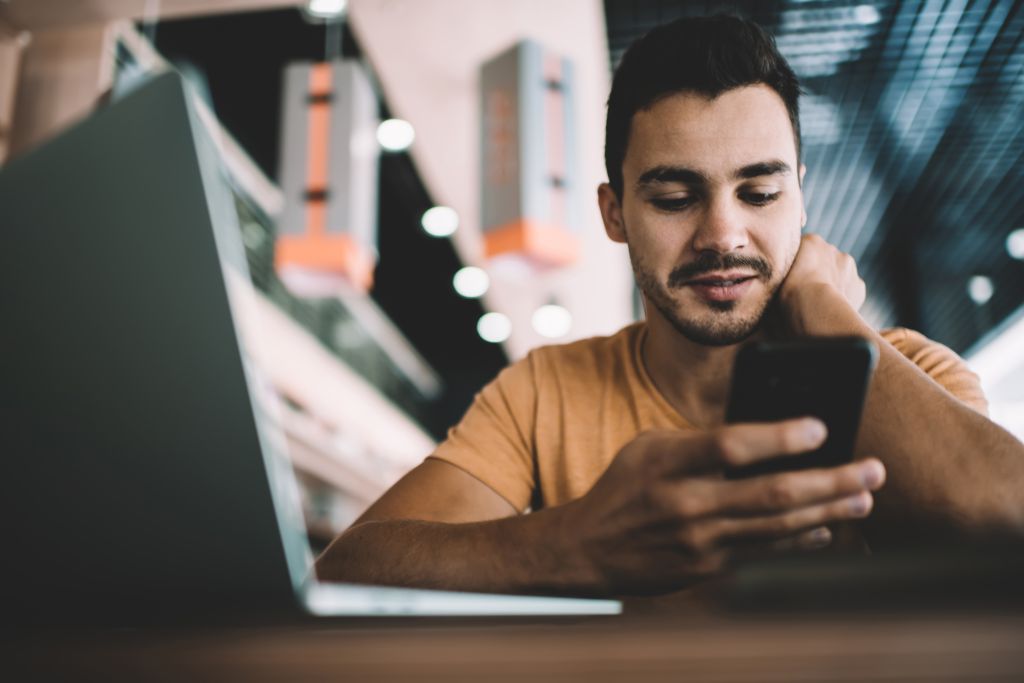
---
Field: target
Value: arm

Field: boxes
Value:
[315,421,884,596]
[314,459,597,595]
[779,235,1024,542]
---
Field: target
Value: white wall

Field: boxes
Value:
[348,0,635,359]
[966,306,1024,442]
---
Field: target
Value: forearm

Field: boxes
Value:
[314,503,604,596]
[785,284,1024,538]
[857,333,1024,536]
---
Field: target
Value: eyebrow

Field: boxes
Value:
[635,159,792,190]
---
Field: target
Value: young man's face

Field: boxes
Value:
[600,85,805,346]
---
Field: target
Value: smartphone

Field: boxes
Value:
[724,337,878,479]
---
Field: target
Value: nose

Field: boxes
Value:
[690,194,749,254]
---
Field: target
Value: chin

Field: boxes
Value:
[638,270,774,346]
[668,316,762,347]
[660,298,768,347]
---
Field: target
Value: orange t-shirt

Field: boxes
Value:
[429,323,987,512]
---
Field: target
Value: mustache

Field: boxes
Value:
[667,253,772,289]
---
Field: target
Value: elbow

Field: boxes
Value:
[313,523,368,582]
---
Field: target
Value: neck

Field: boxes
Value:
[640,310,748,429]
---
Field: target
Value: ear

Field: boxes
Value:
[597,183,627,243]
[799,164,808,228]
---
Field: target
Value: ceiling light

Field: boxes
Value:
[241,221,266,250]
[453,266,489,298]
[421,206,459,237]
[1007,229,1024,260]
[854,4,882,25]
[531,304,572,338]
[306,0,347,18]
[376,118,415,152]
[967,275,994,305]
[477,312,511,344]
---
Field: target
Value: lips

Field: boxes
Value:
[684,271,758,303]
[689,277,753,287]
[685,271,758,287]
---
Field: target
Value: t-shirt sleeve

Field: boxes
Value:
[881,327,988,416]
[426,353,538,512]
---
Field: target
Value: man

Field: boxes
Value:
[316,15,1024,596]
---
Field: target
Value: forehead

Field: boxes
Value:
[623,85,798,181]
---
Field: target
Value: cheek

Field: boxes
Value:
[776,229,801,277]
[765,199,803,268]
[752,221,801,283]
[623,213,685,264]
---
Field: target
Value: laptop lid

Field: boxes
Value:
[0,72,312,621]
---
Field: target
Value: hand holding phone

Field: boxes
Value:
[725,337,878,479]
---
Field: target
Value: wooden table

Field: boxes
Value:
[9,609,1024,681]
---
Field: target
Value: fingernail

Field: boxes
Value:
[861,461,885,488]
[804,418,827,445]
[849,492,872,517]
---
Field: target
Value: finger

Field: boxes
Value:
[682,418,828,473]
[709,458,885,517]
[708,491,874,546]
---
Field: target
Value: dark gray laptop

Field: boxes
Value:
[0,72,619,622]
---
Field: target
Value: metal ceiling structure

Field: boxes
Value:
[605,0,1024,353]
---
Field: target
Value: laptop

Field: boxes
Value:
[0,72,619,622]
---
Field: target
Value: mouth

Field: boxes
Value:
[683,271,758,302]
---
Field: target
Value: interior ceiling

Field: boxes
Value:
[148,9,509,439]
[12,0,1019,432]
[145,0,623,437]
[606,0,1024,353]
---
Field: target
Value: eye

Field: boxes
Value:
[740,191,781,206]
[649,196,695,212]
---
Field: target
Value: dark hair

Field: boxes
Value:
[604,15,802,197]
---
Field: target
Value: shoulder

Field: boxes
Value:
[881,326,969,375]
[880,327,988,415]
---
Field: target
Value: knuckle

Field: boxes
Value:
[628,430,682,477]
[674,493,703,520]
[637,449,662,477]
[769,514,802,535]
[712,430,743,466]
[621,434,661,470]
[644,484,672,513]
[765,478,798,509]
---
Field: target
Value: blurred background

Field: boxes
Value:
[0,0,1021,550]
